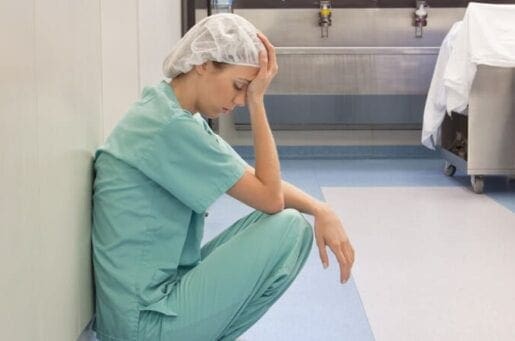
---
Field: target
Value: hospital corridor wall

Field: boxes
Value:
[0,1,181,340]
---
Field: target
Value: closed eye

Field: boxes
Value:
[233,83,244,91]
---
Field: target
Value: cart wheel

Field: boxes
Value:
[471,175,484,194]
[444,162,456,177]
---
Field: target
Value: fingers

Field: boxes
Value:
[319,235,355,284]
[346,243,355,265]
[258,49,268,77]
[257,32,278,75]
[249,32,278,99]
[328,240,354,284]
[333,244,350,283]
[315,235,329,269]
[256,33,269,68]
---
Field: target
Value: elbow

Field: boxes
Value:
[264,194,285,214]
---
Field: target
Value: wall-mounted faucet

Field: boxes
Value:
[319,0,332,38]
[413,0,428,38]
[211,0,233,14]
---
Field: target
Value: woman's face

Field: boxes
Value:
[196,62,259,119]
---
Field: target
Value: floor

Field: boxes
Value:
[323,186,515,341]
[80,155,515,341]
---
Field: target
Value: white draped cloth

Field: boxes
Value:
[421,2,515,149]
[421,21,462,149]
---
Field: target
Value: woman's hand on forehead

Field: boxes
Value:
[246,33,278,102]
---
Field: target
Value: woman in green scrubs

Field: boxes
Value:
[92,13,354,341]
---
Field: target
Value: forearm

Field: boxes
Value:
[282,179,329,216]
[244,164,327,216]
[248,99,282,199]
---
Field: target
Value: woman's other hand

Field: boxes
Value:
[247,32,278,104]
[314,203,355,284]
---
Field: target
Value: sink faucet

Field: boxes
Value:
[319,0,332,38]
[211,0,233,14]
[413,0,428,38]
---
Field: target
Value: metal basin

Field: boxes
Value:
[271,46,439,95]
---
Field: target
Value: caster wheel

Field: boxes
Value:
[471,175,484,194]
[444,162,456,177]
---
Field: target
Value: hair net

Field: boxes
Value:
[163,13,264,78]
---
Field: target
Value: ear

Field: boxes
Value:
[194,62,209,75]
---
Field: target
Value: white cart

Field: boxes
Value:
[439,65,515,194]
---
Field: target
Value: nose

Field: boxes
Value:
[233,91,246,107]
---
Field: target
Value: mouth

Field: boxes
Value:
[222,107,232,114]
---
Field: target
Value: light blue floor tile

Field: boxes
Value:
[206,159,375,341]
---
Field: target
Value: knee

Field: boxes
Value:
[271,208,313,241]
[274,208,305,224]
[266,209,314,267]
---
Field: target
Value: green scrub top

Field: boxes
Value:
[92,80,247,341]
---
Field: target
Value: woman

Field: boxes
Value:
[92,13,354,341]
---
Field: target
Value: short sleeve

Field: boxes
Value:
[137,115,246,214]
[214,135,249,169]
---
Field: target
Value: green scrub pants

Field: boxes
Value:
[137,208,314,341]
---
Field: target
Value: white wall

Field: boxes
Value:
[138,0,182,93]
[102,0,181,139]
[0,0,181,339]
[100,0,140,139]
[0,0,102,339]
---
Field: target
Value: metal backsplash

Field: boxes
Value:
[235,8,465,47]
[193,6,467,129]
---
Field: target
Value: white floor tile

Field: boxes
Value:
[323,186,515,341]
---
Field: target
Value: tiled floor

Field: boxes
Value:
[216,157,514,340]
[81,156,515,340]
[324,186,515,341]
